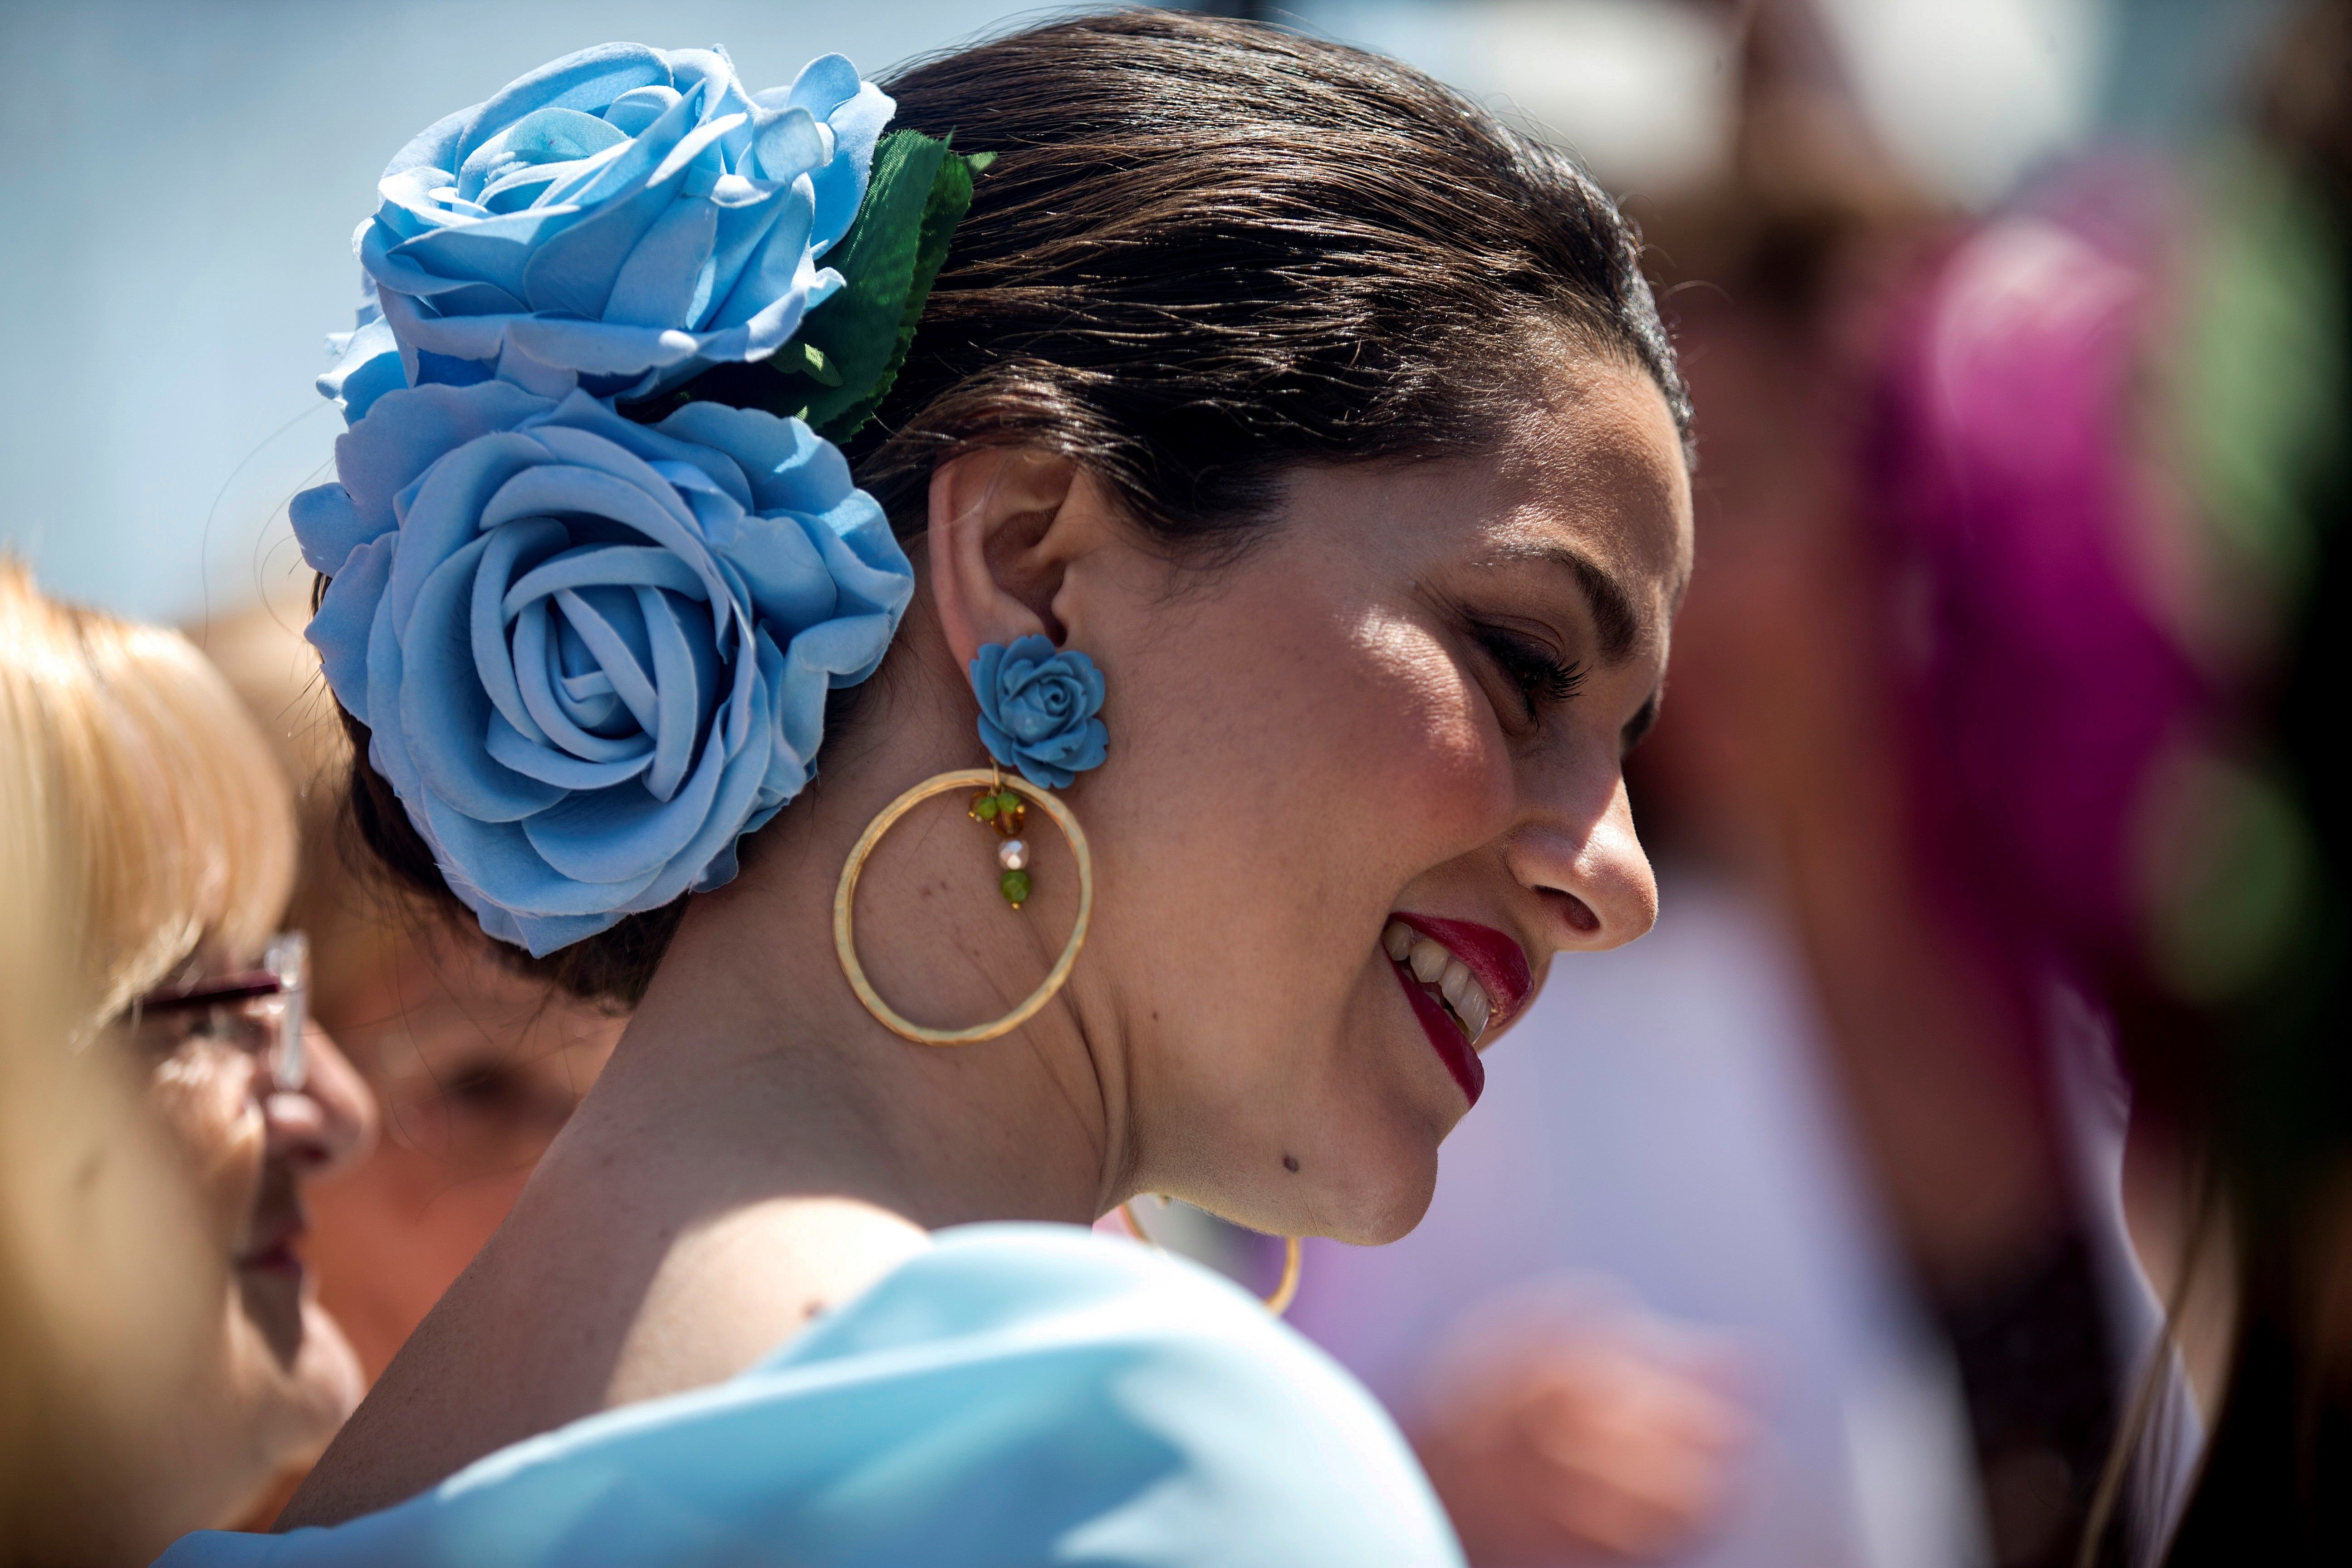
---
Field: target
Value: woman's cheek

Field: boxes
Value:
[146,1047,264,1247]
[1349,613,1517,851]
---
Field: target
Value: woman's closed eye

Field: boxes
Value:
[1473,622,1586,725]
[360,1025,598,1172]
[432,1056,579,1134]
[131,1002,253,1060]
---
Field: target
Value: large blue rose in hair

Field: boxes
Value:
[292,381,913,953]
[323,44,892,421]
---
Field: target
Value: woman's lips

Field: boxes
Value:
[1382,911,1534,1111]
[235,1241,304,1278]
[234,1211,307,1278]
[1388,912,1533,1030]
[1391,957,1485,1107]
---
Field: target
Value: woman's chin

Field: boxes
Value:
[1305,1125,1441,1247]
[285,1300,367,1447]
[227,1286,366,1465]
[1325,1177,1439,1248]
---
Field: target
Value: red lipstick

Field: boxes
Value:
[234,1210,308,1279]
[1391,957,1486,1107]
[1389,913,1534,1030]
[235,1241,304,1278]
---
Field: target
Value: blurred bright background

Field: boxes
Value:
[0,0,2293,624]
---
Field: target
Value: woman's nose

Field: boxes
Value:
[263,1024,378,1178]
[1503,777,1659,954]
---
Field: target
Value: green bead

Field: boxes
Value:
[996,792,1022,815]
[974,796,998,819]
[999,868,1032,907]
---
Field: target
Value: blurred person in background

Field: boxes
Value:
[0,563,375,1563]
[1847,0,2352,1553]
[200,601,625,1384]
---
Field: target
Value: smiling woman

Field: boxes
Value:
[162,12,1690,1566]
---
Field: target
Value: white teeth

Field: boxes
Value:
[1408,938,1449,984]
[1440,959,1475,1012]
[1381,920,1500,1043]
[1458,987,1492,1039]
[1381,918,1499,1042]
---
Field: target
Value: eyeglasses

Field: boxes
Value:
[128,932,310,1090]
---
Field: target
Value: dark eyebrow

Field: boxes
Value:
[1492,544,1644,664]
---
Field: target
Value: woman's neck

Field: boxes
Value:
[604,623,1131,1225]
[282,648,1132,1529]
[591,800,1128,1233]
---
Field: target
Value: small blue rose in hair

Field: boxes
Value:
[321,43,893,421]
[970,636,1108,789]
[292,380,913,955]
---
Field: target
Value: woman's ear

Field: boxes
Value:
[926,447,1117,669]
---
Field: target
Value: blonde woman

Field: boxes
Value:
[0,563,374,1564]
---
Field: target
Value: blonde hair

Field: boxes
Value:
[0,560,295,1026]
[0,561,297,1557]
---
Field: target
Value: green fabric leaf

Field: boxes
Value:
[676,130,988,442]
[789,339,844,388]
[792,130,952,437]
[808,141,989,443]
[823,143,988,439]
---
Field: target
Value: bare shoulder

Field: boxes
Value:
[279,1187,928,1530]
[605,1195,932,1405]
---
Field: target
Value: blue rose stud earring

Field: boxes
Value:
[970,635,1109,791]
[965,634,1108,907]
[833,635,1108,1044]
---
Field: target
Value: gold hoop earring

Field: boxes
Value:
[1119,1200,1303,1317]
[834,766,1093,1045]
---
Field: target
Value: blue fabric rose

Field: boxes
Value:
[292,381,913,954]
[971,636,1108,789]
[321,44,893,421]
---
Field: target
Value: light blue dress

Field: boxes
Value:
[158,1224,1463,1567]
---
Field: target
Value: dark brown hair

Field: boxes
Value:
[341,10,1689,1005]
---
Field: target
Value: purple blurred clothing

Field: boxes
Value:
[1870,165,2208,1048]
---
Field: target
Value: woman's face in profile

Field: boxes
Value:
[1083,358,1690,1243]
[130,940,375,1507]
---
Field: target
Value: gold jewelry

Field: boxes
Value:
[834,766,1093,1045]
[1119,1200,1303,1317]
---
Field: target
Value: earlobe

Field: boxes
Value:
[926,448,1083,669]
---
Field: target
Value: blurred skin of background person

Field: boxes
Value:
[0,563,374,1564]
[199,598,626,1385]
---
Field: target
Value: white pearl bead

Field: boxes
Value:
[998,838,1029,871]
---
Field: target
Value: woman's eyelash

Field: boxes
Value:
[1476,627,1586,708]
